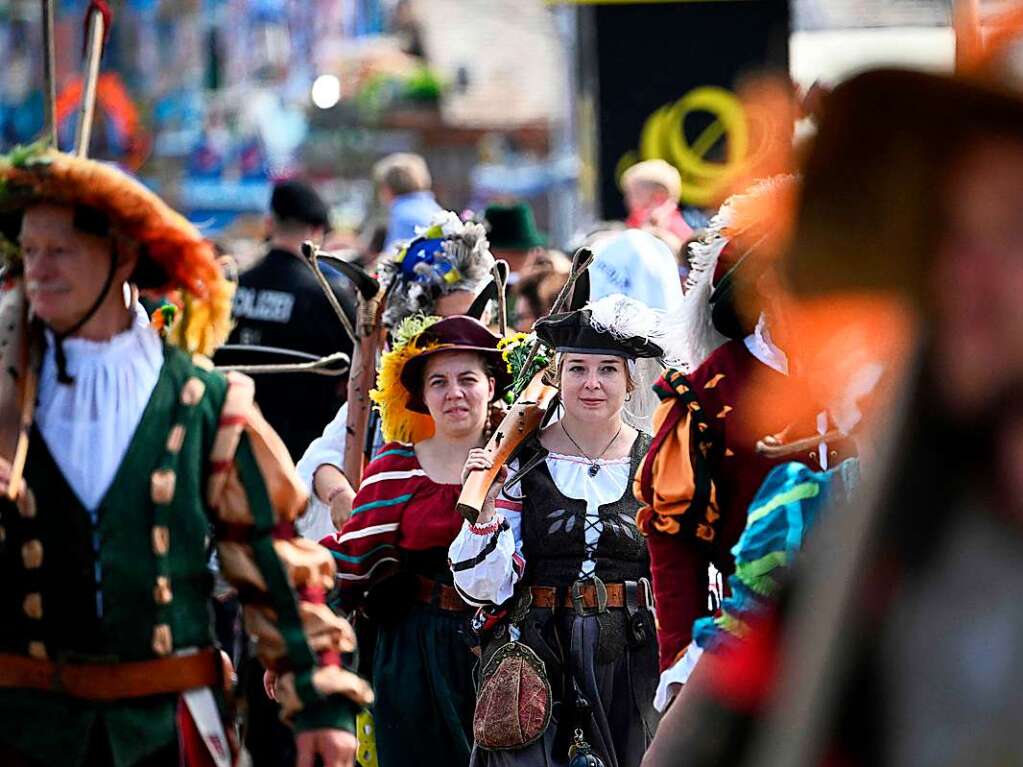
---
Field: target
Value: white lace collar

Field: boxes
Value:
[744,313,788,375]
[37,303,164,511]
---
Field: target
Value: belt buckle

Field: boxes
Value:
[571,576,607,617]
[508,589,533,624]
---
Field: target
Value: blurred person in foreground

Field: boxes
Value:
[634,175,857,714]
[642,67,1023,767]
[621,159,694,244]
[226,180,356,464]
[374,152,442,254]
[0,147,370,767]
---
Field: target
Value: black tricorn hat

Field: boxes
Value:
[399,315,513,412]
[535,306,663,360]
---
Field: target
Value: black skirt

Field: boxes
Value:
[471,607,660,767]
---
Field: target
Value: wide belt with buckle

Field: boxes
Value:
[414,575,473,612]
[529,577,653,616]
[0,647,221,701]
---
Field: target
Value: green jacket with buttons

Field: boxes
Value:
[0,344,370,767]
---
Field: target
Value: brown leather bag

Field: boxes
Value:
[473,640,553,751]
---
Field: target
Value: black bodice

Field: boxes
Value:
[518,432,652,588]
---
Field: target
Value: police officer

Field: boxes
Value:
[228,180,356,462]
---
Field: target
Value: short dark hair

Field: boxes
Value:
[270,180,330,230]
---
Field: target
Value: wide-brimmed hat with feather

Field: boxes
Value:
[658,174,797,372]
[0,143,232,357]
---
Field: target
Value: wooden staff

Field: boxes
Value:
[756,429,845,460]
[345,274,383,491]
[315,255,388,492]
[0,289,40,502]
[300,242,358,344]
[41,0,57,146]
[513,248,594,390]
[492,260,509,336]
[74,7,106,158]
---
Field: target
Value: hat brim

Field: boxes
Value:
[535,311,664,360]
[488,234,547,251]
[0,148,221,299]
[400,344,513,413]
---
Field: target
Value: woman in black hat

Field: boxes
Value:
[450,294,662,767]
[320,314,511,767]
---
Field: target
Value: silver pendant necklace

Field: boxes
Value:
[560,422,623,477]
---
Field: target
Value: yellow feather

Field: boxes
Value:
[371,335,441,444]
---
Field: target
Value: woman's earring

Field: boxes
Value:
[625,392,633,402]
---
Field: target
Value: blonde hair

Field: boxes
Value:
[621,159,682,203]
[373,153,432,196]
[553,354,662,432]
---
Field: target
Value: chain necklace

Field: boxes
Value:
[560,421,623,477]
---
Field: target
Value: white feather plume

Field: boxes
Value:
[658,174,796,373]
[586,293,662,349]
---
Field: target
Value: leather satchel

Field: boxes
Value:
[473,640,553,751]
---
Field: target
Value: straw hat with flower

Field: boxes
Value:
[371,314,512,444]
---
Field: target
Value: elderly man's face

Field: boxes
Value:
[933,137,1023,416]
[20,204,122,334]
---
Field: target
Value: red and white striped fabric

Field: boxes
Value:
[319,442,463,610]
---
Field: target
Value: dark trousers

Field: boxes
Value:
[240,656,295,767]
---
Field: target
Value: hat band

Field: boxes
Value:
[555,345,634,359]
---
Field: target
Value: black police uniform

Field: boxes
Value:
[226,248,355,462]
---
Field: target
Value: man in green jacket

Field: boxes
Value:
[0,145,372,767]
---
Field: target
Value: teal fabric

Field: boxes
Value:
[692,459,860,652]
[372,604,476,766]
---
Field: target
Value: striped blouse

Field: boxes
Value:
[319,442,464,610]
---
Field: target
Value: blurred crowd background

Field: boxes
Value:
[0,0,995,268]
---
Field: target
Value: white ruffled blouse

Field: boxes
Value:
[36,305,163,512]
[294,401,350,541]
[448,450,632,607]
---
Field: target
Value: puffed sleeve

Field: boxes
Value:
[294,401,349,540]
[634,387,720,672]
[448,459,526,607]
[206,372,372,733]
